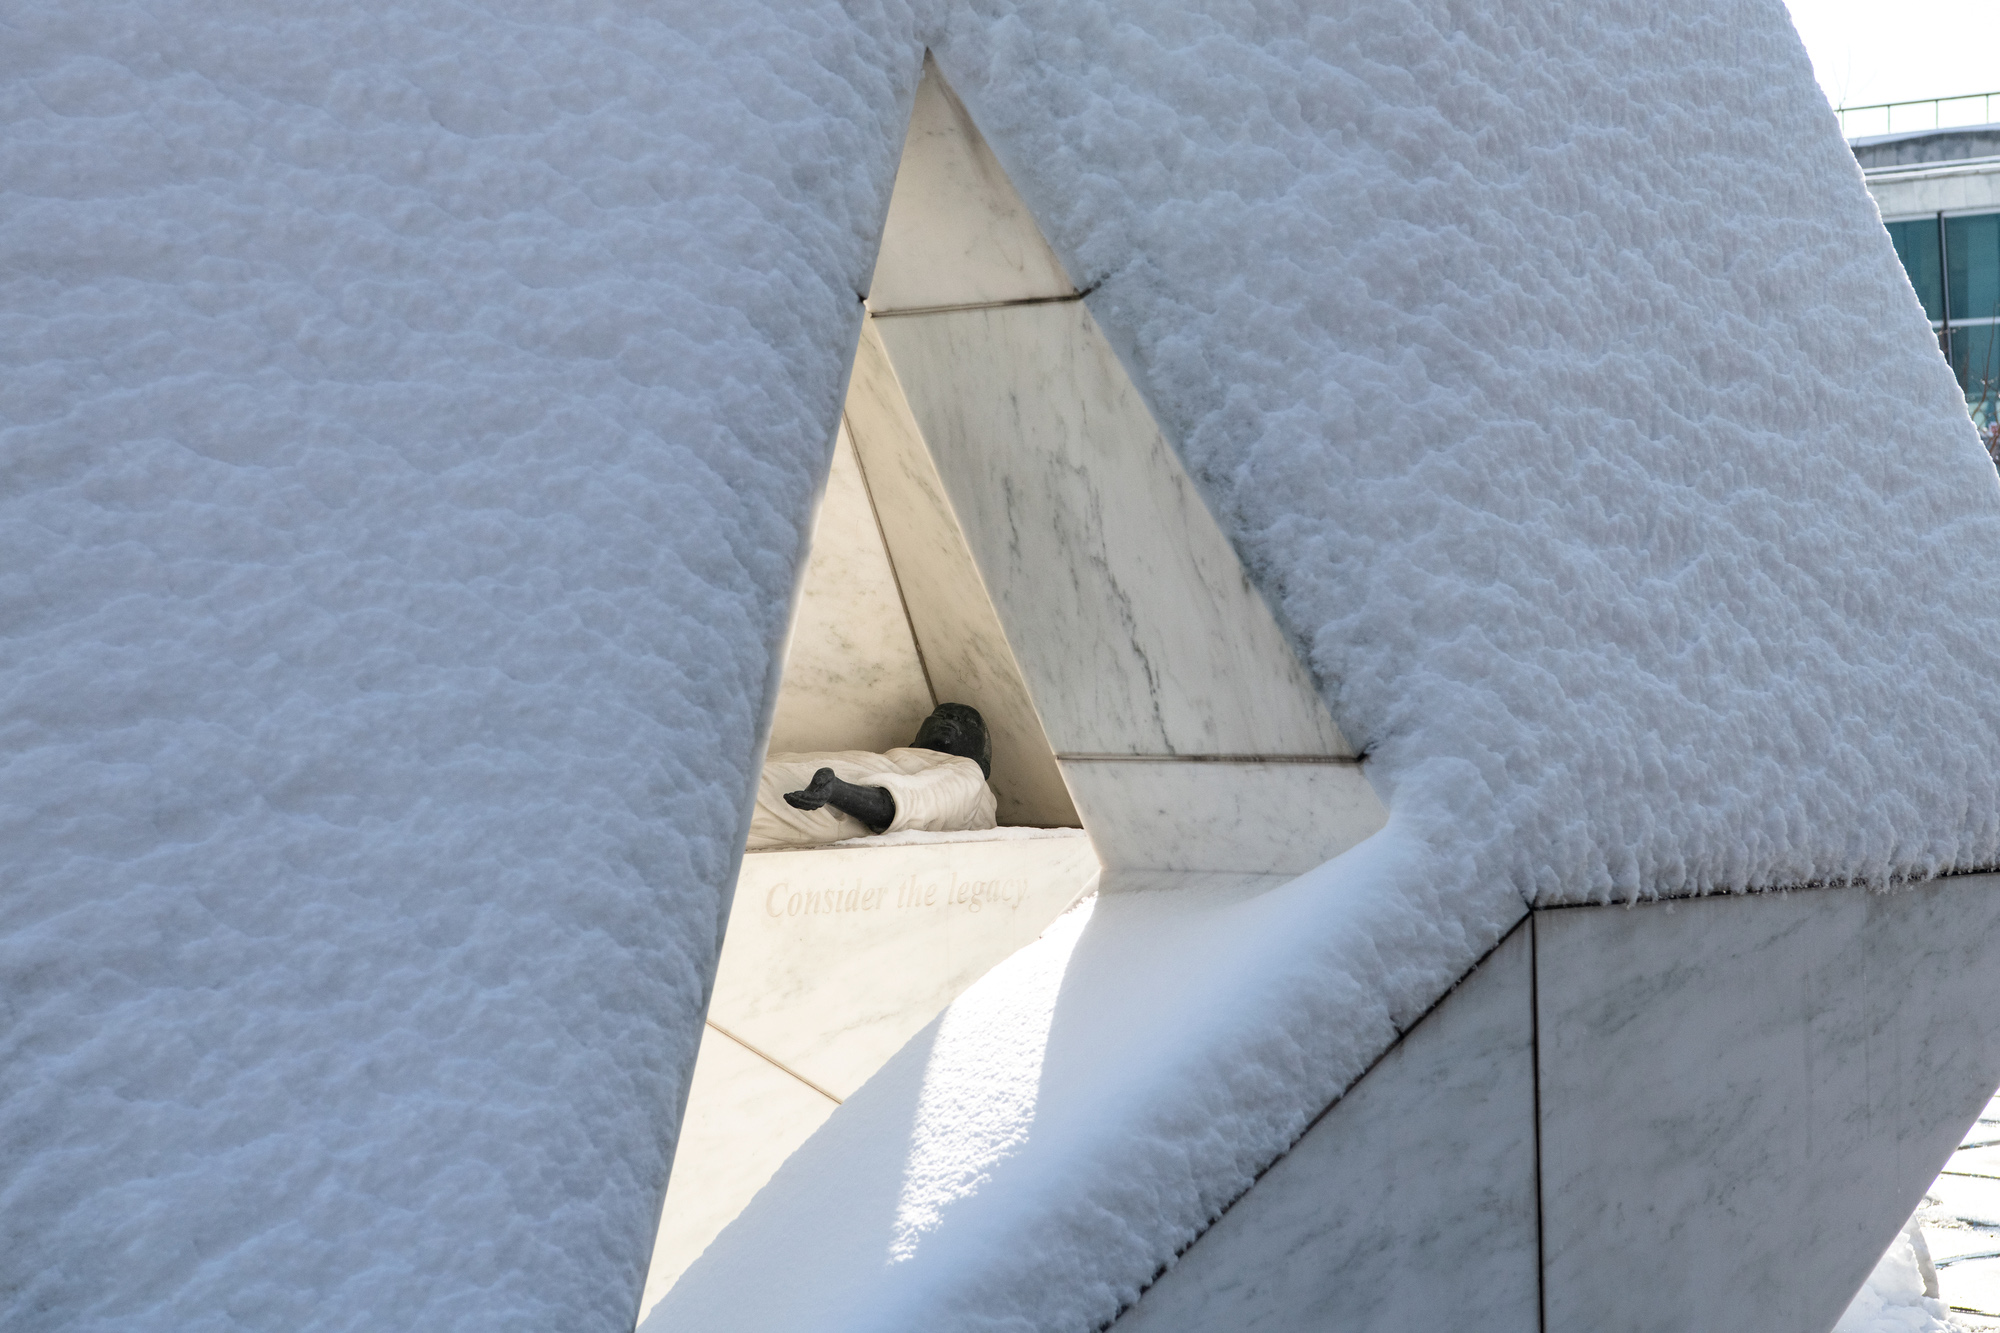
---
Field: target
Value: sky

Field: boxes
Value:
[1781,0,2000,115]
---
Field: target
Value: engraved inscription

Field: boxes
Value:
[763,869,1034,919]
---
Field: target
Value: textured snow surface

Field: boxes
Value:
[12,0,2000,1330]
[0,4,911,1330]
[941,0,2000,904]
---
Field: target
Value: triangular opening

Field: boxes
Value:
[640,58,1386,1320]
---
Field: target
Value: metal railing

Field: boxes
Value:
[1838,91,2000,139]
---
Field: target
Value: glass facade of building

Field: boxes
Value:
[1886,211,2000,433]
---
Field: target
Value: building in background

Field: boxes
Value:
[1854,102,2000,449]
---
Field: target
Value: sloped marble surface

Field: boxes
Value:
[867,60,1076,314]
[706,832,1099,1099]
[873,299,1351,761]
[645,832,1099,1318]
[639,1028,840,1317]
[1061,759,1385,875]
[846,319,1078,827]
[766,425,935,756]
[1114,926,1538,1333]
[1537,877,2000,1333]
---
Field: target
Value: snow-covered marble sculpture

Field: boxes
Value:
[8,1,2000,1332]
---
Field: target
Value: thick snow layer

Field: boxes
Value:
[0,4,913,1330]
[13,0,2000,1331]
[935,0,2000,903]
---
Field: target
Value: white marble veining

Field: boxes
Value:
[766,425,936,756]
[1061,759,1386,875]
[639,1026,841,1317]
[1115,926,1538,1333]
[866,59,1076,314]
[846,319,1079,826]
[873,298,1353,760]
[706,831,1100,1100]
[1537,876,2000,1333]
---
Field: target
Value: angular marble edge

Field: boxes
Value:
[1536,874,2000,1333]
[873,298,1354,760]
[846,316,1081,827]
[1114,922,1538,1333]
[1060,758,1387,875]
[866,60,1076,314]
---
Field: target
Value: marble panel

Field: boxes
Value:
[866,59,1076,314]
[846,318,1078,826]
[639,1026,840,1319]
[1114,926,1538,1333]
[1060,759,1386,875]
[767,424,936,756]
[1537,876,2000,1333]
[873,299,1354,760]
[707,831,1100,1098]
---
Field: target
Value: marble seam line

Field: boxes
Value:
[1091,913,1536,1333]
[1531,910,1548,1333]
[1054,754,1363,765]
[866,287,1097,319]
[703,1019,843,1106]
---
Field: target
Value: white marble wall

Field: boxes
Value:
[861,88,1388,871]
[856,69,1384,875]
[1102,877,2000,1333]
[873,299,1351,762]
[708,831,1099,1098]
[642,831,1100,1317]
[640,1028,841,1317]
[871,295,1387,871]
[845,320,1080,827]
[867,55,1077,315]
[766,425,936,756]
[1058,758,1385,876]
[1537,877,2000,1333]
[1114,926,1540,1333]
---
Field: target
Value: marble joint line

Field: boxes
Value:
[867,288,1095,320]
[1054,753,1363,765]
[702,1020,843,1106]
[1110,870,2000,1333]
[1097,916,1536,1332]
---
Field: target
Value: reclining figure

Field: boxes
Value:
[746,703,997,850]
